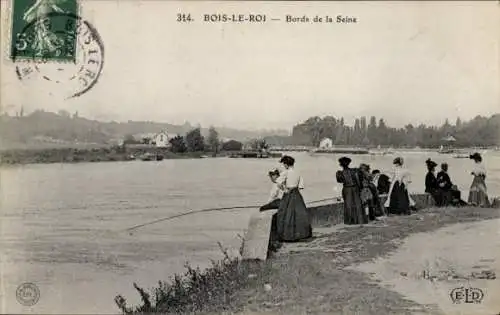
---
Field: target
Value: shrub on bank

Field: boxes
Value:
[115,242,263,315]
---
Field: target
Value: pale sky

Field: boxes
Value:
[1,1,498,131]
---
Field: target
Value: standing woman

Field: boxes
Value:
[468,153,490,207]
[275,155,312,242]
[385,157,414,215]
[336,157,367,224]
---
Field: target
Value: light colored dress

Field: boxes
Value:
[468,162,490,207]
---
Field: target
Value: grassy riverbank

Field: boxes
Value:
[0,147,210,165]
[116,206,500,315]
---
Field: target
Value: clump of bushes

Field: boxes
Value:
[115,242,262,314]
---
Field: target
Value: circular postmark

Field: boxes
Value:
[16,282,40,306]
[12,12,104,99]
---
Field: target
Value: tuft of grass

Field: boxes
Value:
[115,241,265,315]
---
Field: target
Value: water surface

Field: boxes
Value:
[1,151,499,314]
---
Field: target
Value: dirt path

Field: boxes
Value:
[352,219,500,315]
[235,207,500,315]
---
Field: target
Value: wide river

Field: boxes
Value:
[1,151,499,314]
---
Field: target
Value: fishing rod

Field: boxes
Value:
[124,196,339,235]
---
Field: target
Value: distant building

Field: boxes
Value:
[131,131,175,148]
[153,131,170,148]
[319,137,333,149]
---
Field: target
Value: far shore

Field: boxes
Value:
[0,146,243,166]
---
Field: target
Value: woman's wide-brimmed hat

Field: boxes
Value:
[470,152,482,162]
[268,168,280,177]
[393,157,404,165]
[338,156,352,166]
[425,158,437,168]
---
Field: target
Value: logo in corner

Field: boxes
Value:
[16,282,40,306]
[450,286,484,304]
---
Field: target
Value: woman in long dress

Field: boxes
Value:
[468,153,490,207]
[359,164,375,220]
[425,159,440,206]
[336,157,367,224]
[436,163,465,207]
[275,155,312,242]
[385,157,415,215]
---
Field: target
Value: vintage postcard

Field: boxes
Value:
[0,1,499,314]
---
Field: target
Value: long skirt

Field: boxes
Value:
[369,183,386,217]
[276,188,312,242]
[428,189,443,207]
[342,186,367,225]
[388,181,410,215]
[468,175,490,207]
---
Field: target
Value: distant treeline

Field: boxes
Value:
[0,109,288,149]
[264,115,500,148]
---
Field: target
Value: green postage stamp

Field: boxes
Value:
[10,0,79,62]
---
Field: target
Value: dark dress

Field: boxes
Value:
[436,171,464,206]
[260,199,281,211]
[359,170,384,220]
[377,174,391,195]
[425,171,441,206]
[276,188,312,242]
[368,181,386,217]
[386,167,411,215]
[388,181,411,215]
[336,168,367,224]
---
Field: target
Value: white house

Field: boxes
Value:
[152,131,171,148]
[131,131,174,148]
[319,137,334,149]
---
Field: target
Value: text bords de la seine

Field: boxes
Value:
[177,13,358,24]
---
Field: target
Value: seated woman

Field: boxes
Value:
[359,164,375,221]
[363,167,387,218]
[275,155,312,242]
[260,168,283,211]
[372,169,390,195]
[436,163,465,207]
[425,159,441,206]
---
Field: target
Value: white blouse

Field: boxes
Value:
[390,165,412,186]
[472,162,486,176]
[277,167,304,191]
[268,183,283,203]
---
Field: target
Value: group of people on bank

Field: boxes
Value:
[259,152,490,248]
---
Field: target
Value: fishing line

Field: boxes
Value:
[124,197,339,235]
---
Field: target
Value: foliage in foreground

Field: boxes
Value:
[114,242,261,315]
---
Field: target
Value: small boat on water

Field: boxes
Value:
[139,152,164,161]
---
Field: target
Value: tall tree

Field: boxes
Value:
[207,126,220,156]
[169,135,187,153]
[185,128,205,152]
